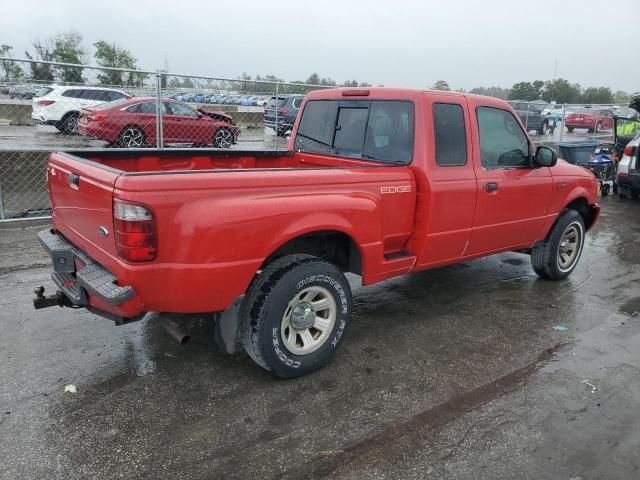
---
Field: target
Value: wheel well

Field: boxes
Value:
[261,231,362,276]
[61,110,79,121]
[564,197,596,229]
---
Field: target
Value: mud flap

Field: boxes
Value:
[213,295,245,354]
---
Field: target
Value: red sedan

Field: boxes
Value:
[78,97,240,148]
[565,108,614,133]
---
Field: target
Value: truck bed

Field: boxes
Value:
[77,149,376,173]
[46,148,417,316]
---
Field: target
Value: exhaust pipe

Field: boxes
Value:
[159,317,191,345]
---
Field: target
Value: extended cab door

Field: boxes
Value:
[466,102,553,255]
[413,96,477,267]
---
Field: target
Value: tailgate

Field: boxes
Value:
[48,152,121,258]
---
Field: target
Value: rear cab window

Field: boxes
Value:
[294,100,414,164]
[433,103,467,166]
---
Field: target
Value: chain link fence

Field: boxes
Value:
[0,57,330,220]
[1,57,639,221]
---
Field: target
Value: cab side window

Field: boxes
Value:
[433,103,467,166]
[477,107,531,169]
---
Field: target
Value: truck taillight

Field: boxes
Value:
[113,200,157,262]
[623,145,635,157]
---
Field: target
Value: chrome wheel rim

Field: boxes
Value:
[281,286,337,356]
[214,129,232,148]
[122,128,143,147]
[66,115,78,133]
[557,222,583,272]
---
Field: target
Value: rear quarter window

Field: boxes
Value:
[433,103,467,166]
[294,99,414,164]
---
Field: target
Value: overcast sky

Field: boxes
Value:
[1,0,639,92]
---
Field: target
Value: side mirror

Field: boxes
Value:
[535,146,557,167]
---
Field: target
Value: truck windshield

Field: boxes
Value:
[294,100,414,165]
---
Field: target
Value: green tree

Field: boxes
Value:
[509,81,544,101]
[25,39,54,82]
[432,80,450,91]
[0,45,24,80]
[541,78,582,104]
[469,86,511,100]
[52,31,86,83]
[581,86,613,105]
[613,90,629,104]
[93,40,147,87]
[306,73,321,85]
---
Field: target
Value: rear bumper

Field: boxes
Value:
[37,229,144,320]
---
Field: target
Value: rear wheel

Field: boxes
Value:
[212,128,233,148]
[531,210,585,280]
[567,126,574,133]
[59,112,79,135]
[601,183,610,196]
[118,126,145,148]
[241,254,352,378]
[538,122,548,135]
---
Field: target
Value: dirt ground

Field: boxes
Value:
[1,196,639,480]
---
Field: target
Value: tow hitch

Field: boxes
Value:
[33,286,72,309]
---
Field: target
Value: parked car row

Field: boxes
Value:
[171,93,271,106]
[8,84,52,99]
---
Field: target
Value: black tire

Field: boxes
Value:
[241,254,352,378]
[537,122,548,135]
[567,127,574,133]
[212,128,233,148]
[595,122,602,133]
[118,126,145,148]
[60,112,79,135]
[632,189,640,200]
[531,210,586,280]
[601,183,610,196]
[613,182,618,195]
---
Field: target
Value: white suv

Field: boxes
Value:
[32,85,130,134]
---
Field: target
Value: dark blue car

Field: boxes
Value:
[263,95,303,136]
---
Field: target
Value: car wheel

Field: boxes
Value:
[567,127,574,133]
[241,254,352,378]
[212,128,233,148]
[601,183,610,196]
[531,209,585,280]
[538,122,548,135]
[595,122,602,133]
[613,182,618,195]
[60,112,80,135]
[118,126,145,148]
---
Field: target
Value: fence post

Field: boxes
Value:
[559,104,565,143]
[274,83,279,149]
[0,173,5,220]
[525,103,529,131]
[155,70,164,148]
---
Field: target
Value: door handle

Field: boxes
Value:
[69,173,80,188]
[484,182,498,192]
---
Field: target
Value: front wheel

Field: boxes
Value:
[212,128,233,148]
[241,254,352,378]
[531,210,586,280]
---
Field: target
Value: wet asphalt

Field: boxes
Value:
[1,196,639,479]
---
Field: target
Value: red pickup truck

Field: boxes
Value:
[34,88,600,377]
